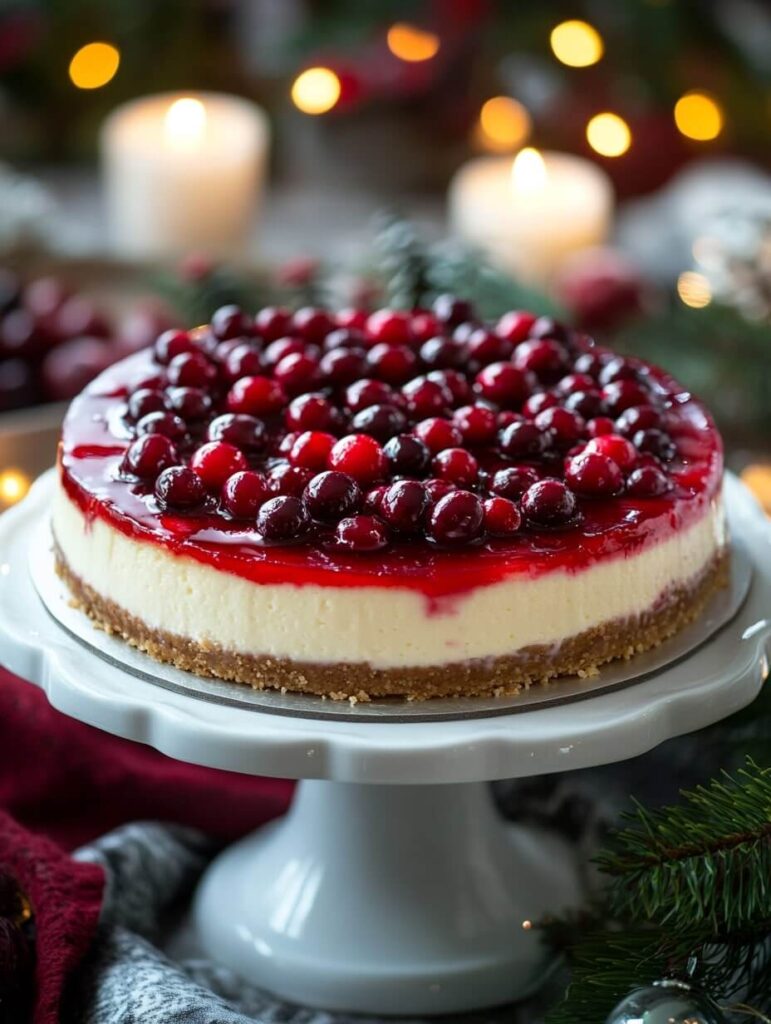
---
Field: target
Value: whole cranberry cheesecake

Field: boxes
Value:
[52,298,728,700]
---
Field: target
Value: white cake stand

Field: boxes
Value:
[1,472,770,1016]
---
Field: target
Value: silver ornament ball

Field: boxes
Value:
[606,979,728,1024]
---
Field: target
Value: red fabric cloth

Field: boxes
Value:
[0,665,294,1024]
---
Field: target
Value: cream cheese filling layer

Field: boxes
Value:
[52,484,726,669]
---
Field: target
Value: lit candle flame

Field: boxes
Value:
[511,147,547,194]
[164,97,207,151]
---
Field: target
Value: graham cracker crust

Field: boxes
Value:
[52,542,729,701]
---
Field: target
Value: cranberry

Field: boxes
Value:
[255,306,292,342]
[496,310,536,343]
[586,416,616,438]
[528,316,570,343]
[414,417,462,453]
[334,515,389,553]
[401,376,452,419]
[433,447,479,487]
[154,466,205,510]
[154,329,197,365]
[564,390,603,419]
[258,495,309,541]
[207,413,266,452]
[380,480,428,533]
[490,465,540,499]
[410,310,441,342]
[289,430,336,470]
[522,392,558,419]
[483,496,522,537]
[167,351,217,389]
[166,386,212,421]
[335,308,369,332]
[633,428,676,461]
[616,405,661,437]
[601,379,650,415]
[365,309,412,346]
[263,337,306,369]
[499,421,550,459]
[328,434,387,485]
[122,434,177,481]
[367,343,417,383]
[521,479,577,526]
[585,433,638,472]
[286,393,335,432]
[345,378,394,413]
[427,369,471,405]
[227,375,286,416]
[498,410,524,430]
[574,352,603,378]
[428,490,484,545]
[423,478,455,506]
[475,363,532,408]
[598,357,640,386]
[136,411,187,441]
[211,305,253,341]
[433,294,475,327]
[222,470,270,518]
[127,388,168,421]
[224,343,263,381]
[190,441,248,490]
[292,306,333,343]
[351,403,406,441]
[364,484,388,514]
[626,464,671,498]
[384,434,430,477]
[323,327,367,352]
[534,406,585,448]
[268,463,315,497]
[417,336,461,370]
[556,373,596,396]
[453,404,497,445]
[565,452,623,497]
[304,470,361,521]
[273,352,320,395]
[320,347,367,385]
[465,329,512,368]
[514,339,569,382]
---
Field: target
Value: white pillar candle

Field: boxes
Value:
[448,148,614,286]
[101,92,270,260]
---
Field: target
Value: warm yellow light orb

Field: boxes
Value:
[674,91,723,141]
[386,23,440,62]
[69,42,120,90]
[550,20,604,67]
[586,112,631,157]
[677,271,712,309]
[0,469,30,506]
[477,96,531,152]
[291,67,342,115]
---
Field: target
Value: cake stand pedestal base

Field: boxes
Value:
[194,780,582,1015]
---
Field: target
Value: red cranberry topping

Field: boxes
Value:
[428,490,484,545]
[427,369,471,405]
[207,413,266,452]
[475,362,532,408]
[534,406,585,448]
[350,403,406,441]
[383,434,431,477]
[286,393,336,432]
[255,306,292,342]
[586,416,616,438]
[601,379,650,415]
[127,388,168,421]
[490,465,541,499]
[166,386,212,421]
[334,515,389,553]
[211,305,253,341]
[556,373,596,396]
[498,411,524,430]
[626,464,671,498]
[367,343,417,383]
[154,466,206,510]
[424,478,455,506]
[616,405,661,437]
[401,376,452,418]
[598,357,640,386]
[522,392,558,419]
[499,421,550,459]
[292,306,333,343]
[320,347,367,385]
[135,411,187,441]
[335,308,369,332]
[122,434,177,481]
[221,470,270,519]
[190,442,248,491]
[453,404,497,445]
[380,480,428,533]
[563,390,603,420]
[496,310,536,343]
[263,337,306,369]
[323,327,367,352]
[528,316,570,343]
[420,337,463,370]
[273,352,320,395]
[365,309,412,346]
[465,329,512,368]
[268,463,315,497]
[514,339,569,382]
[328,434,387,485]
[154,329,197,365]
[364,484,388,514]
[258,495,309,541]
[483,496,522,537]
[410,311,441,342]
[414,417,462,453]
[289,431,336,470]
[573,352,603,378]
[564,452,623,497]
[433,447,479,487]
[345,378,394,413]
[521,479,577,526]
[304,470,361,521]
[227,376,286,416]
[585,433,638,472]
[167,351,217,389]
[633,428,676,461]
[433,294,475,327]
[224,343,263,382]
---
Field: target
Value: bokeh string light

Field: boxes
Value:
[550,20,604,67]
[68,42,120,89]
[0,469,30,508]
[677,271,713,308]
[674,91,724,141]
[386,23,440,62]
[476,97,531,152]
[586,112,631,157]
[291,67,342,115]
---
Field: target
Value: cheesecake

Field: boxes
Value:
[52,299,728,699]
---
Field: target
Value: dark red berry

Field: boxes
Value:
[522,392,558,419]
[286,393,335,432]
[335,308,369,332]
[263,337,306,369]
[564,452,623,497]
[365,309,412,346]
[224,343,263,381]
[304,471,361,521]
[452,404,497,445]
[626,464,671,497]
[428,490,484,545]
[521,479,577,527]
[419,337,463,370]
[167,351,217,389]
[222,470,270,518]
[258,495,309,540]
[328,434,387,485]
[556,373,596,396]
[364,484,388,514]
[367,343,417,383]
[380,480,428,533]
[499,421,550,459]
[154,466,206,509]
[534,406,585,448]
[601,379,650,415]
[585,433,637,471]
[350,403,406,441]
[206,413,266,452]
[268,463,315,497]
[383,434,431,477]
[323,327,367,352]
[496,310,536,343]
[320,346,367,385]
[289,430,336,470]
[427,368,471,404]
[227,375,286,416]
[633,428,676,461]
[401,376,453,418]
[528,316,570,343]
[413,417,462,453]
[154,329,197,365]
[334,515,389,553]
[615,405,661,437]
[255,306,292,342]
[190,441,248,490]
[410,310,442,342]
[490,465,540,499]
[574,352,603,377]
[211,305,253,341]
[598,357,640,386]
[514,339,569,381]
[433,447,479,487]
[273,352,320,395]
[433,294,475,327]
[465,328,512,368]
[586,416,616,438]
[345,378,394,413]
[292,306,333,343]
[136,411,187,441]
[483,496,522,537]
[475,362,532,408]
[127,388,168,421]
[122,434,177,481]
[166,386,212,421]
[423,477,455,506]
[563,390,603,420]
